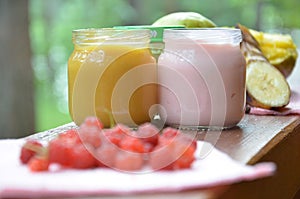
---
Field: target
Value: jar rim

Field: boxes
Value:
[163,28,242,44]
[72,28,151,45]
[113,25,185,43]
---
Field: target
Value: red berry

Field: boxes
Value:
[78,124,102,148]
[19,119,197,172]
[94,142,118,168]
[171,136,196,169]
[119,136,146,153]
[150,129,197,170]
[136,123,159,146]
[149,144,175,171]
[48,129,84,167]
[160,128,197,149]
[159,127,179,145]
[28,156,49,172]
[114,151,144,171]
[20,140,43,164]
[48,137,75,167]
[161,127,179,138]
[102,124,129,146]
[83,116,103,129]
[173,144,195,169]
[58,129,80,143]
[49,133,97,169]
[102,130,122,146]
[175,133,197,150]
[68,143,97,169]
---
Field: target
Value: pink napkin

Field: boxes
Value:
[0,139,275,198]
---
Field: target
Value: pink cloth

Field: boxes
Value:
[0,139,275,198]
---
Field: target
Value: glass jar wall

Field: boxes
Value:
[68,29,157,127]
[158,28,246,129]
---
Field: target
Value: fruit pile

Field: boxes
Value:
[20,117,197,172]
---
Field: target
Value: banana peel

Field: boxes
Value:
[237,24,291,109]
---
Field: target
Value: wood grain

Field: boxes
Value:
[194,114,300,164]
[219,115,300,199]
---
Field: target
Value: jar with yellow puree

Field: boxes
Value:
[68,29,157,127]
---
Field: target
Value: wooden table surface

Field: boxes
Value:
[30,114,300,199]
[201,114,300,199]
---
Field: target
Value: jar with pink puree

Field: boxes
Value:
[158,28,246,129]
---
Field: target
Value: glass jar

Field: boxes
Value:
[158,28,246,129]
[68,29,157,127]
[114,25,185,60]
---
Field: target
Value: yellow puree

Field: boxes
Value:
[68,44,157,127]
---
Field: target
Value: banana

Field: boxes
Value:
[246,61,290,109]
[152,12,216,28]
[250,29,298,78]
[237,24,290,109]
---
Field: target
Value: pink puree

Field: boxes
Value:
[158,41,246,128]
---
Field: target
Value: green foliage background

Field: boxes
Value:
[29,0,300,131]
